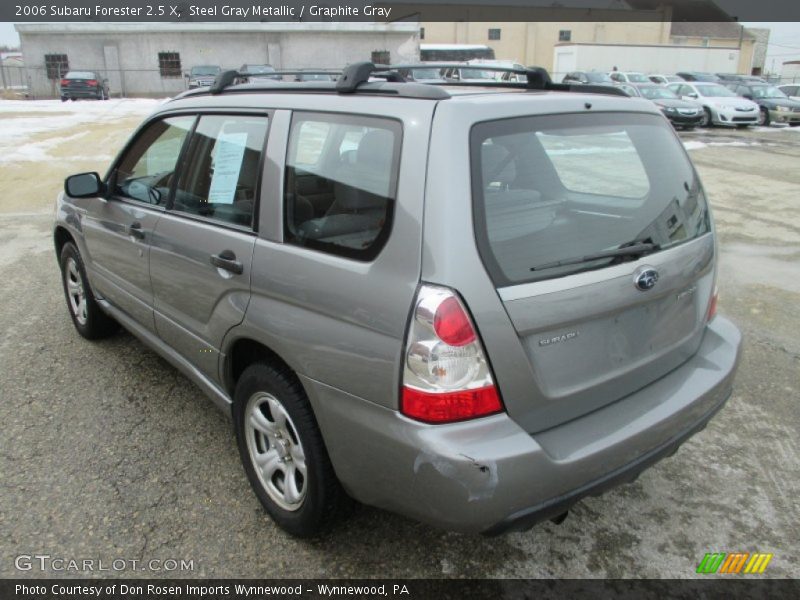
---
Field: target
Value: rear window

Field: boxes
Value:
[471,112,710,286]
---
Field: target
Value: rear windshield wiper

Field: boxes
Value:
[530,242,660,272]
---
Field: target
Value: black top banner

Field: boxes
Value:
[5,0,800,22]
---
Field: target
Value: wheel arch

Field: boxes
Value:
[54,226,76,260]
[224,337,304,401]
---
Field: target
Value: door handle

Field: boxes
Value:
[128,221,145,240]
[210,250,243,275]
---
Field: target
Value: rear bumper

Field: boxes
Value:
[61,89,101,98]
[303,316,741,534]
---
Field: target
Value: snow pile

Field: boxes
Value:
[0,98,168,164]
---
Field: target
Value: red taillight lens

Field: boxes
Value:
[60,79,69,87]
[87,80,98,86]
[401,385,502,423]
[707,288,719,322]
[402,285,504,424]
[433,296,476,346]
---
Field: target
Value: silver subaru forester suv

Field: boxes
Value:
[54,63,741,537]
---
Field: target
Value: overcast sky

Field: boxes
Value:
[2,20,799,71]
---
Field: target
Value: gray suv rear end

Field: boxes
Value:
[54,64,741,537]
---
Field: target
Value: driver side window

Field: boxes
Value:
[112,116,195,206]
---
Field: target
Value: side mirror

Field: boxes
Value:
[65,172,104,198]
[688,93,698,99]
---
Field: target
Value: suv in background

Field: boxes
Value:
[54,62,741,538]
[59,71,110,101]
[186,65,222,89]
[724,82,800,126]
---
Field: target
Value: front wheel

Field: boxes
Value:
[233,363,347,538]
[758,107,770,126]
[59,242,118,339]
[701,108,713,127]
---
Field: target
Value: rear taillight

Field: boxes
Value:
[60,79,69,87]
[706,286,719,322]
[87,80,98,86]
[401,285,503,423]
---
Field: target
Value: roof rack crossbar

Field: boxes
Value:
[207,62,630,98]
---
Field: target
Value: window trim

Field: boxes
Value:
[283,110,403,262]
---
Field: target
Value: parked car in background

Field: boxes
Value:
[613,83,640,97]
[667,81,759,127]
[609,71,651,84]
[648,74,684,85]
[676,72,721,83]
[399,67,446,83]
[441,60,527,83]
[59,71,109,101]
[725,82,800,126]
[716,73,766,84]
[293,70,337,82]
[240,64,281,81]
[778,84,800,102]
[562,71,614,84]
[635,84,704,129]
[186,65,222,89]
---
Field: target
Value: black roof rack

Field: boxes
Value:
[200,62,629,99]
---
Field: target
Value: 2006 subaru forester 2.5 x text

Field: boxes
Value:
[54,63,741,537]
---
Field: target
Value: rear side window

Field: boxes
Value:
[173,114,268,228]
[284,112,402,261]
[471,112,710,287]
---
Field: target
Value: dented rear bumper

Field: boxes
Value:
[302,316,741,534]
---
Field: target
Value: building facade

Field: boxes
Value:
[422,20,765,76]
[16,23,420,98]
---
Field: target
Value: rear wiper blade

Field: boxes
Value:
[530,242,659,272]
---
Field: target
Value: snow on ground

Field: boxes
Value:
[0,98,168,164]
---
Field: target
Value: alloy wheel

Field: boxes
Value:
[65,258,87,325]
[245,392,308,511]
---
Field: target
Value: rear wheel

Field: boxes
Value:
[758,107,770,126]
[233,362,347,537]
[59,242,118,339]
[60,96,67,102]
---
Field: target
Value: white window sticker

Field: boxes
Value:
[208,132,248,205]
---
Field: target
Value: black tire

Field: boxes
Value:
[758,107,770,127]
[701,108,713,127]
[684,125,696,131]
[233,362,347,538]
[59,242,118,340]
[60,96,67,102]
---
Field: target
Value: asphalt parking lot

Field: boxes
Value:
[0,101,798,579]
